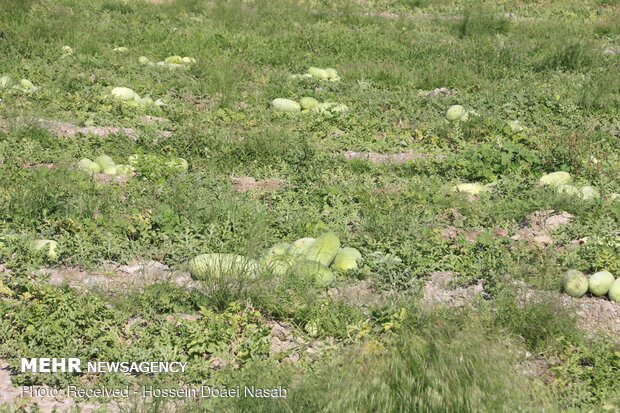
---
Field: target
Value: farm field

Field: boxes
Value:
[0,0,619,411]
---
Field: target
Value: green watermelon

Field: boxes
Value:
[608,279,620,302]
[304,233,340,266]
[292,260,335,287]
[261,254,296,277]
[307,67,329,80]
[78,158,101,173]
[188,253,259,281]
[539,171,571,187]
[95,155,115,170]
[446,105,466,121]
[580,186,600,202]
[32,240,59,261]
[289,238,315,256]
[562,269,588,298]
[299,97,319,110]
[111,87,135,101]
[331,247,362,272]
[265,243,292,257]
[588,271,615,296]
[271,98,301,112]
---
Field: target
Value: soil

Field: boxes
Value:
[266,321,321,363]
[0,117,172,140]
[39,260,198,293]
[339,150,434,163]
[421,271,485,307]
[230,176,285,192]
[441,209,574,247]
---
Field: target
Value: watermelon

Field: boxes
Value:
[115,164,133,175]
[608,279,620,302]
[166,158,188,173]
[562,269,588,298]
[325,68,340,80]
[0,75,13,88]
[271,98,301,112]
[446,105,466,121]
[588,271,615,296]
[164,56,184,64]
[289,238,315,256]
[103,166,117,175]
[308,67,329,80]
[138,96,154,107]
[292,260,335,287]
[539,171,571,187]
[556,184,580,197]
[453,183,488,195]
[579,186,600,202]
[32,240,59,261]
[78,158,100,173]
[331,247,362,272]
[506,120,524,133]
[299,97,319,110]
[265,243,292,257]
[312,102,348,117]
[95,155,115,170]
[261,254,296,277]
[304,233,340,266]
[188,253,259,281]
[111,87,135,101]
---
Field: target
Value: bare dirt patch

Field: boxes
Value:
[441,226,485,242]
[441,210,573,247]
[421,271,484,308]
[340,150,434,163]
[512,210,574,247]
[266,321,322,362]
[92,172,132,185]
[326,280,389,310]
[520,210,574,230]
[1,117,173,140]
[231,176,285,192]
[419,87,458,97]
[141,115,169,123]
[22,162,56,170]
[40,260,197,293]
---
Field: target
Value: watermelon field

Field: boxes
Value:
[0,0,619,411]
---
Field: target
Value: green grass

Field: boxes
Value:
[0,0,619,411]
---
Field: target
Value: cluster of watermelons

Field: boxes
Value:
[110,87,165,108]
[138,55,196,70]
[563,269,619,302]
[271,97,348,116]
[272,67,347,116]
[0,76,39,94]
[451,171,619,202]
[538,171,616,203]
[188,233,362,288]
[78,155,133,176]
[291,67,341,81]
[77,154,188,177]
